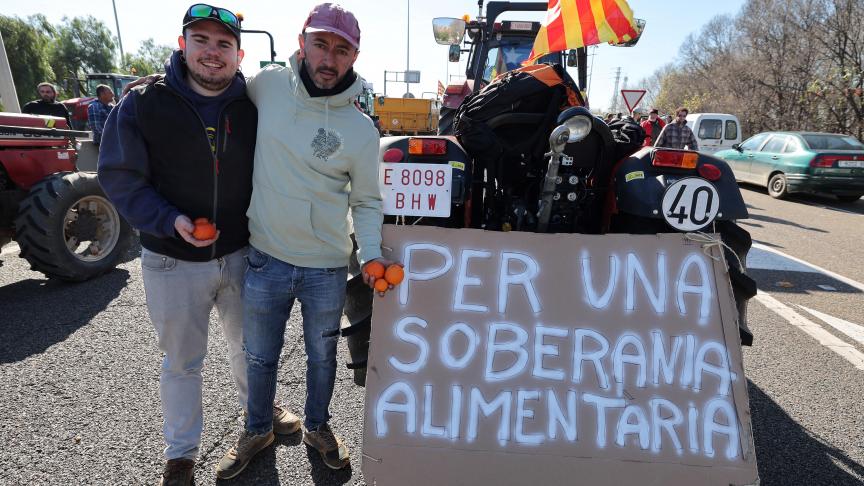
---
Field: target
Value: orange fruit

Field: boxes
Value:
[374,278,389,293]
[192,219,217,240]
[384,264,404,285]
[364,260,386,279]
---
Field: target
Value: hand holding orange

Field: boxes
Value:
[192,218,217,240]
[363,260,386,279]
[384,264,404,285]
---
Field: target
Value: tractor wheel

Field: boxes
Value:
[14,172,132,281]
[438,107,456,135]
[715,220,756,346]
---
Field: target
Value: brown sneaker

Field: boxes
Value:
[215,429,274,480]
[158,458,194,486]
[272,404,302,435]
[303,423,350,470]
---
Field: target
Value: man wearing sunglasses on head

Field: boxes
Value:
[215,2,394,479]
[97,5,300,486]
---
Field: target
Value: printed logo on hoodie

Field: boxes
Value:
[311,128,344,161]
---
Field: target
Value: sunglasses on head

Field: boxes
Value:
[187,4,240,28]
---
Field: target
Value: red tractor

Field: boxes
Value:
[0,112,132,281]
[61,73,138,130]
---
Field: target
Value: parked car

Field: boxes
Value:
[685,113,741,154]
[714,131,864,201]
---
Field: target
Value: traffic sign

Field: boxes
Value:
[620,89,646,113]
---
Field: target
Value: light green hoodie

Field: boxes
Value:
[246,53,383,268]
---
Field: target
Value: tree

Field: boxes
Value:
[123,38,173,76]
[0,14,54,107]
[49,16,116,97]
[646,0,864,139]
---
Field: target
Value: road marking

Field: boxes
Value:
[751,243,864,293]
[797,305,864,348]
[0,243,20,257]
[754,292,864,371]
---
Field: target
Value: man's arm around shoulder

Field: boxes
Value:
[97,92,181,238]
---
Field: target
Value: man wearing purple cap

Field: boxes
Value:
[216,3,392,478]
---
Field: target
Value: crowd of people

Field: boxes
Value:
[603,106,698,150]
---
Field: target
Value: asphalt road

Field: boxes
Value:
[1,185,863,485]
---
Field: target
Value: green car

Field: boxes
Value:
[714,131,864,201]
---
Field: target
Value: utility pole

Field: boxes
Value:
[0,31,21,112]
[586,46,597,99]
[609,67,622,113]
[405,0,410,97]
[112,0,125,66]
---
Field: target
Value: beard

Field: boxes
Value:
[187,61,235,92]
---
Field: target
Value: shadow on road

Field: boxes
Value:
[745,213,828,233]
[739,184,863,214]
[747,269,862,295]
[0,268,130,364]
[749,381,864,485]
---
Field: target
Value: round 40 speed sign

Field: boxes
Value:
[661,177,721,231]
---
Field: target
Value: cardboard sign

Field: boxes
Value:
[362,226,758,486]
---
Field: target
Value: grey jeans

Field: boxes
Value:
[141,246,248,460]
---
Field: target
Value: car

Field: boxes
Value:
[714,131,864,201]
[685,113,742,155]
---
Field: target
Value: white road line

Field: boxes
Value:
[751,243,864,293]
[754,292,864,371]
[0,243,20,257]
[797,305,864,348]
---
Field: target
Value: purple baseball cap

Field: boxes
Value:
[303,3,361,49]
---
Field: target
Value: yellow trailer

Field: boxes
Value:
[374,96,440,135]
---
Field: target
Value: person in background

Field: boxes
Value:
[640,107,666,147]
[87,84,115,146]
[654,107,699,150]
[22,82,71,126]
[97,5,298,485]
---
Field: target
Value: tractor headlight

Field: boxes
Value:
[563,115,592,143]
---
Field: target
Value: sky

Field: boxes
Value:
[1,0,747,112]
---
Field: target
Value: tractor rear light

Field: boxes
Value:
[408,138,447,155]
[493,22,503,32]
[382,148,404,162]
[697,163,722,181]
[653,150,699,169]
[811,155,842,168]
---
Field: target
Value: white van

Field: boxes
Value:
[685,113,742,155]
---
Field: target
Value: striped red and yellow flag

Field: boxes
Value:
[524,0,639,64]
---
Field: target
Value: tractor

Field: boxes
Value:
[0,112,132,281]
[62,73,138,130]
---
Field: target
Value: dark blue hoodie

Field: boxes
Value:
[97,50,252,253]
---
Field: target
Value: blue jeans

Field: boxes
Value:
[243,246,348,433]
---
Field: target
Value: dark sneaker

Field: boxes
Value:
[303,423,350,470]
[272,404,302,435]
[215,430,274,480]
[158,458,194,486]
